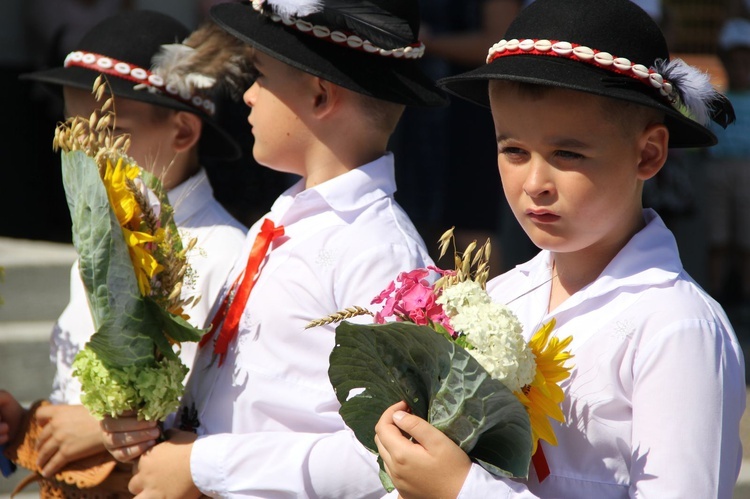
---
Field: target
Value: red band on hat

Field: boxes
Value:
[64,51,217,116]
[486,39,677,105]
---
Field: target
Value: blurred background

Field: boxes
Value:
[0,0,748,496]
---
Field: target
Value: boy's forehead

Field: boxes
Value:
[488,83,614,127]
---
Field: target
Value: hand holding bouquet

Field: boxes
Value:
[309,229,573,489]
[55,77,204,421]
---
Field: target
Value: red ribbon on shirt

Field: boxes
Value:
[532,444,551,482]
[199,218,284,366]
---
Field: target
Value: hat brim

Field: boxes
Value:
[210,2,447,108]
[21,66,243,161]
[438,54,717,148]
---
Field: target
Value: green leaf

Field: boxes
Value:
[145,297,204,344]
[61,151,155,368]
[328,321,532,487]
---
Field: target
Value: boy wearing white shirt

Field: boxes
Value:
[100,1,446,497]
[0,10,246,496]
[374,0,745,498]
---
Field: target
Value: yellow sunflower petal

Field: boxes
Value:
[519,319,574,452]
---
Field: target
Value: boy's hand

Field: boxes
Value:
[35,404,105,477]
[129,429,201,499]
[100,413,160,462]
[374,401,471,499]
[0,390,25,446]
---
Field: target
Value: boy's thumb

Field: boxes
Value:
[392,410,434,445]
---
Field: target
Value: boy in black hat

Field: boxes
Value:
[100,1,445,498]
[374,0,745,497]
[0,9,247,496]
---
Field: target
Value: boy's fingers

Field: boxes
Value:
[100,416,157,433]
[34,404,57,422]
[109,440,155,463]
[391,410,441,448]
[102,427,161,450]
[375,404,413,447]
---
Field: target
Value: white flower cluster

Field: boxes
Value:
[437,280,536,393]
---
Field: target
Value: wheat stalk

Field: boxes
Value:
[305,306,374,329]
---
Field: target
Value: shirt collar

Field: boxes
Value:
[167,169,214,225]
[269,153,397,224]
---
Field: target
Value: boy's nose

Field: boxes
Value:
[243,82,258,108]
[523,158,554,198]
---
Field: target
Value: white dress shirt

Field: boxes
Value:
[50,169,247,404]
[457,209,745,498]
[184,154,433,498]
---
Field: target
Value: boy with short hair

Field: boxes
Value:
[100,1,445,497]
[0,10,247,496]
[374,0,745,497]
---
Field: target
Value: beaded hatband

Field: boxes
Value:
[251,0,426,59]
[486,39,678,107]
[64,51,217,116]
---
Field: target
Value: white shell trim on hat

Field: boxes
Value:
[64,51,217,116]
[486,39,678,104]
[251,0,425,59]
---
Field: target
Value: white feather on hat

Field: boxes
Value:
[264,0,323,18]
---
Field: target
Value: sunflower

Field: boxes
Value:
[514,319,573,455]
[102,157,164,296]
[103,157,140,228]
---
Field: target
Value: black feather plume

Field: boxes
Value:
[316,0,415,50]
[710,92,736,129]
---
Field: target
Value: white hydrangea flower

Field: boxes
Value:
[439,281,536,393]
[437,280,491,317]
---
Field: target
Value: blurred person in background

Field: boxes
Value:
[705,15,750,327]
[391,0,524,277]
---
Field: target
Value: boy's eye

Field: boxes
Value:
[499,146,526,156]
[554,150,584,160]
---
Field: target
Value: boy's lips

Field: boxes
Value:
[526,209,560,223]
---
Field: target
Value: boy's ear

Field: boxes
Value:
[636,123,669,181]
[172,111,203,153]
[312,78,340,118]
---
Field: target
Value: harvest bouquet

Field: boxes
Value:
[308,229,573,489]
[56,77,203,421]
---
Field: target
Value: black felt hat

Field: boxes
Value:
[209,0,448,107]
[438,0,735,148]
[21,10,242,161]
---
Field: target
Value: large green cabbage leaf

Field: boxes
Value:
[328,321,532,490]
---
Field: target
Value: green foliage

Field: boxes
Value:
[60,151,203,420]
[328,322,532,491]
[62,151,155,368]
[72,347,188,420]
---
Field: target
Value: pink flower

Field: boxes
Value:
[371,280,396,305]
[409,308,429,325]
[370,266,456,335]
[400,281,435,313]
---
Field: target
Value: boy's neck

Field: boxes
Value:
[160,149,201,191]
[548,210,646,312]
[302,138,388,189]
